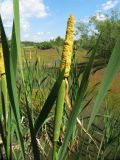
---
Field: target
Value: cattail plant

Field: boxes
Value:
[52,15,74,160]
[1,0,120,158]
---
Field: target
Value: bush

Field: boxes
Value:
[37,41,53,50]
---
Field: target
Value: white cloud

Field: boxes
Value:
[96,13,107,21]
[102,0,119,11]
[20,0,48,19]
[0,0,48,37]
[24,34,30,38]
[34,32,54,42]
[0,0,13,27]
[37,32,44,35]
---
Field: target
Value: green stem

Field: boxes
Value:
[53,142,57,160]
[52,79,65,160]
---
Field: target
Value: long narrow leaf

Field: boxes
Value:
[13,0,24,81]
[11,22,17,76]
[0,16,25,159]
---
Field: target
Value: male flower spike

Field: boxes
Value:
[0,46,5,75]
[61,15,74,77]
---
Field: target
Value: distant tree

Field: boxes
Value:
[75,20,96,49]
[75,20,89,48]
[76,9,120,70]
[36,41,53,50]
[22,41,36,47]
[90,9,120,69]
[54,36,64,47]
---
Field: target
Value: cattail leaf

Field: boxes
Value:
[13,0,24,81]
[6,109,13,160]
[87,37,120,130]
[13,0,20,57]
[0,16,25,159]
[10,22,17,76]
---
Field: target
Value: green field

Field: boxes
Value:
[22,47,87,65]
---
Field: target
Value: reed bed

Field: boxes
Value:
[0,1,120,160]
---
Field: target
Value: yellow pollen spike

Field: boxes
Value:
[61,15,74,78]
[0,46,5,75]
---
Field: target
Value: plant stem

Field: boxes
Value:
[52,79,65,160]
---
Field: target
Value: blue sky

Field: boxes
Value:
[0,0,120,41]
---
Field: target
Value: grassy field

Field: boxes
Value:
[23,47,120,94]
[22,47,87,65]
